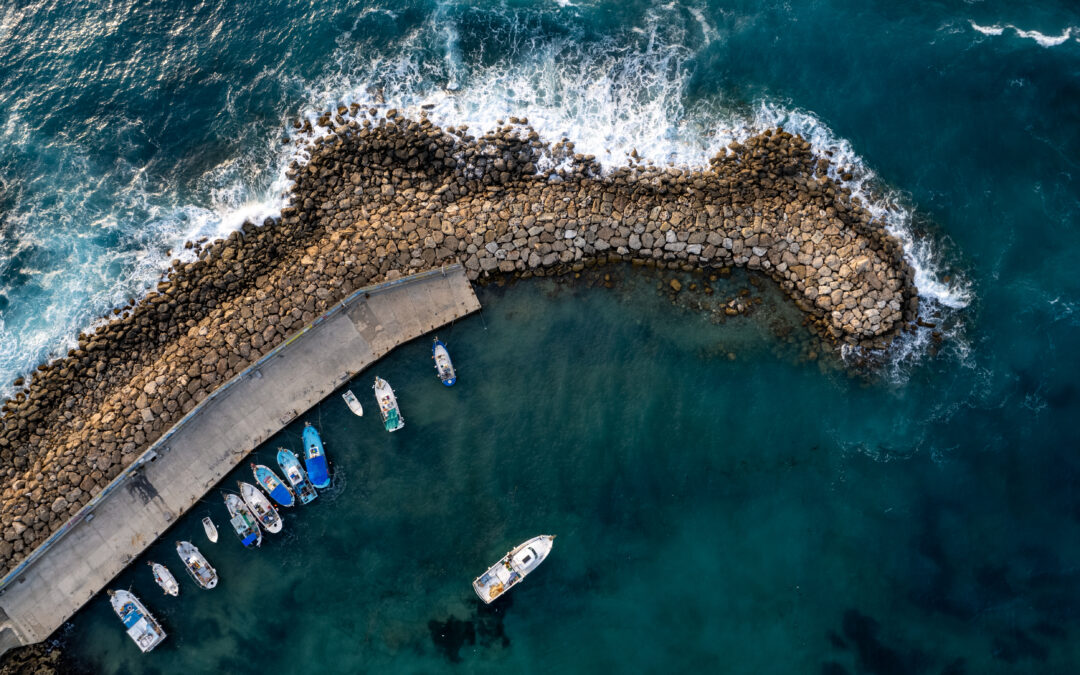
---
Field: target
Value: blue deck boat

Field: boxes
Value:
[302,423,330,489]
[277,448,318,505]
[252,463,295,507]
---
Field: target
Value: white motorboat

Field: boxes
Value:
[472,535,555,604]
[202,516,218,543]
[373,376,404,432]
[109,589,166,653]
[239,481,283,534]
[342,389,363,416]
[148,562,179,597]
[176,540,218,590]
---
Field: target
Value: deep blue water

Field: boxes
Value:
[1,0,1079,672]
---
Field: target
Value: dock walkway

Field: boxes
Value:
[0,265,480,650]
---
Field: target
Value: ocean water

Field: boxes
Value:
[61,270,1080,673]
[0,0,1078,672]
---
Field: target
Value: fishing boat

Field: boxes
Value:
[202,516,218,543]
[373,376,404,432]
[175,541,218,590]
[224,492,262,547]
[147,562,179,597]
[252,463,295,507]
[239,481,283,534]
[277,448,318,505]
[342,389,363,416]
[432,337,457,386]
[472,535,555,604]
[109,589,166,652]
[302,423,331,489]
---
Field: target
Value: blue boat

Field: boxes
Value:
[302,423,331,489]
[277,448,318,505]
[251,463,295,507]
[433,337,457,386]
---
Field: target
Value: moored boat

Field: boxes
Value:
[302,423,331,489]
[373,376,404,432]
[432,337,457,386]
[224,492,262,547]
[176,540,218,590]
[147,562,179,597]
[277,448,318,505]
[342,389,363,416]
[202,516,218,543]
[252,463,295,507]
[109,589,166,652]
[472,535,555,604]
[239,481,283,534]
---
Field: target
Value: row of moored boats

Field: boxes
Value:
[110,339,553,653]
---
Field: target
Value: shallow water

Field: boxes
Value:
[60,270,1080,673]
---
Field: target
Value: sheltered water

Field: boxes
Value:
[60,272,1080,672]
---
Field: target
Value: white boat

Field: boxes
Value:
[109,589,166,653]
[373,376,404,432]
[224,492,263,548]
[472,535,555,604]
[342,389,363,416]
[202,516,218,543]
[432,337,457,386]
[239,481,283,534]
[176,540,218,590]
[147,562,179,597]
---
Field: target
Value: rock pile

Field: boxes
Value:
[0,109,916,578]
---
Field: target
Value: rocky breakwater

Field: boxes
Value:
[0,110,916,582]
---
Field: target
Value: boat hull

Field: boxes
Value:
[239,481,283,534]
[302,424,331,489]
[224,492,262,547]
[342,389,364,416]
[149,562,179,597]
[176,541,218,590]
[277,448,318,505]
[373,377,405,432]
[472,535,555,604]
[202,517,218,543]
[110,589,166,653]
[253,463,296,507]
[433,339,457,386]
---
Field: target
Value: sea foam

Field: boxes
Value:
[0,0,968,398]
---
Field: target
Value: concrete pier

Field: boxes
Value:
[0,265,479,650]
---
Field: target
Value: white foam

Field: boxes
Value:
[970,22,1005,36]
[0,1,971,398]
[970,20,1076,47]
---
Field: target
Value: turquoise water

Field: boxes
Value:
[1,0,1079,672]
[61,270,1080,672]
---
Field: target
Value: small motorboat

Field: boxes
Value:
[373,376,404,432]
[302,423,331,489]
[342,389,363,416]
[148,562,179,597]
[239,481,282,534]
[432,337,457,386]
[109,589,166,652]
[176,540,218,590]
[224,492,262,548]
[472,535,555,604]
[202,516,218,543]
[252,463,296,507]
[277,448,318,505]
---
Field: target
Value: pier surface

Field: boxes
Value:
[0,266,480,650]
